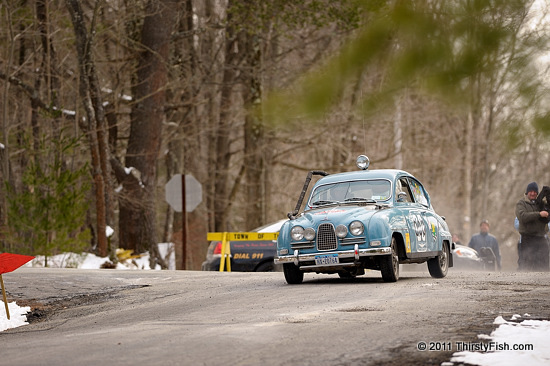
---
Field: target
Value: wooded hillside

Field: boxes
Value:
[1,0,549,270]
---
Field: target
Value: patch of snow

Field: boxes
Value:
[0,302,31,332]
[450,315,550,366]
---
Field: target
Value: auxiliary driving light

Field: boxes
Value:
[335,224,348,238]
[356,155,370,170]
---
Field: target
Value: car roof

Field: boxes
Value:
[313,169,416,186]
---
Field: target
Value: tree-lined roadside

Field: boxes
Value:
[1,1,549,270]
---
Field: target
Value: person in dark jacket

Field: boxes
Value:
[468,220,501,270]
[515,182,550,271]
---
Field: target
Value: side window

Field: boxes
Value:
[395,178,413,203]
[408,179,429,207]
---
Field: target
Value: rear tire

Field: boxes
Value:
[283,263,304,284]
[380,237,399,282]
[428,242,449,278]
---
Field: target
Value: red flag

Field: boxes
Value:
[0,253,35,274]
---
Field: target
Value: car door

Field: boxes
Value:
[407,178,439,253]
[394,177,427,254]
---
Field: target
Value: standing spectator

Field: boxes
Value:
[468,220,501,270]
[515,182,550,271]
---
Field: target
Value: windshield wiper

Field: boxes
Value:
[311,200,337,206]
[344,197,377,204]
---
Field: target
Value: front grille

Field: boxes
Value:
[317,223,338,251]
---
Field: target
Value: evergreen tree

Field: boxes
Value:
[4,134,90,266]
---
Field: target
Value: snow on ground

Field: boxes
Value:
[25,243,175,270]
[0,302,31,332]
[447,315,550,366]
[29,251,157,270]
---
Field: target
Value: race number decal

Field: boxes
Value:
[411,214,427,250]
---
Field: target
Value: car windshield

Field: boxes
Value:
[308,179,392,207]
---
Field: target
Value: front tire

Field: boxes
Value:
[428,242,449,278]
[283,263,304,284]
[380,237,399,282]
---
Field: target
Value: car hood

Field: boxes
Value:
[299,204,382,226]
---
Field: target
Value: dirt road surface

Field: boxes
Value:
[1,267,549,365]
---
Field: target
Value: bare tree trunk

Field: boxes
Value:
[182,0,216,269]
[119,0,177,268]
[480,86,496,221]
[210,0,243,232]
[65,0,109,257]
[214,33,239,232]
[243,33,264,230]
[393,95,403,170]
[0,1,16,233]
[463,107,474,241]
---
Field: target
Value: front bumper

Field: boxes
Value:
[275,245,391,270]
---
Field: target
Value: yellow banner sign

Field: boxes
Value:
[207,232,279,241]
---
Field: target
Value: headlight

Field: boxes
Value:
[349,221,364,236]
[291,226,304,241]
[304,227,316,241]
[335,224,348,238]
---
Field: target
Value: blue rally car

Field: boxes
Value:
[275,155,452,284]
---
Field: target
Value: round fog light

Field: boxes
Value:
[304,228,316,241]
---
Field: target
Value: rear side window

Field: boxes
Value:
[409,179,429,207]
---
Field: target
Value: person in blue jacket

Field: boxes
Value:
[468,219,501,270]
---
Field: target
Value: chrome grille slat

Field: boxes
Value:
[317,223,338,251]
[291,243,315,249]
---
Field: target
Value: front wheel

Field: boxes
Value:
[380,237,399,282]
[428,242,450,278]
[283,263,304,284]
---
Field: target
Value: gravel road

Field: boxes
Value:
[1,267,549,366]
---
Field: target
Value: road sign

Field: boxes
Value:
[207,232,279,241]
[165,174,202,212]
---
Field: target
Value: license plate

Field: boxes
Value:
[315,254,339,265]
